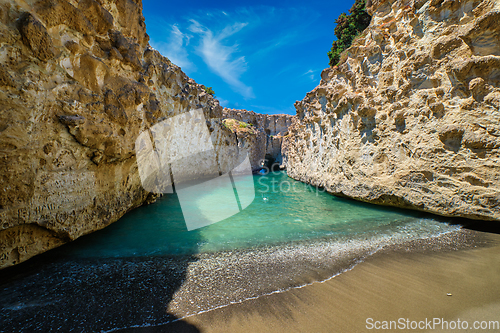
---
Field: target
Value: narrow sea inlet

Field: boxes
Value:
[0,172,463,332]
[62,171,459,257]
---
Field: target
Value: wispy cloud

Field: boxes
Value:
[217,97,230,107]
[145,5,323,108]
[189,20,255,99]
[150,24,196,73]
[303,69,315,81]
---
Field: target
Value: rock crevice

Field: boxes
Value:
[223,108,294,171]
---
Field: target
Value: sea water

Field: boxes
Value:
[0,171,462,332]
[61,171,458,258]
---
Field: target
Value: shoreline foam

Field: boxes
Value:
[124,229,499,333]
[0,227,493,332]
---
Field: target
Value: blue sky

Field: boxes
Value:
[142,0,354,115]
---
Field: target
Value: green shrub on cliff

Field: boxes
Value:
[327,0,371,67]
[204,86,215,97]
[223,119,257,134]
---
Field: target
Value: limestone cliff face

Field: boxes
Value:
[0,0,240,268]
[223,108,294,170]
[284,0,500,221]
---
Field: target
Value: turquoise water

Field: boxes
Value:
[0,171,462,332]
[63,171,458,258]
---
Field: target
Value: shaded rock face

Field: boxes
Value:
[0,0,240,268]
[223,108,294,171]
[284,0,500,221]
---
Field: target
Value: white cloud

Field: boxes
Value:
[302,69,317,81]
[217,98,229,107]
[189,20,255,99]
[150,24,196,73]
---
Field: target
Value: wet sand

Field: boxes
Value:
[155,231,500,333]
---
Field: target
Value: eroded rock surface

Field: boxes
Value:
[0,0,240,268]
[284,0,500,221]
[223,108,294,170]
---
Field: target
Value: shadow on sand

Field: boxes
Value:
[0,194,201,332]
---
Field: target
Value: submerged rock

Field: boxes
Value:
[284,0,500,221]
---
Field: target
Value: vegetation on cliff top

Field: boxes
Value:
[327,0,371,67]
[204,86,216,97]
[223,119,257,135]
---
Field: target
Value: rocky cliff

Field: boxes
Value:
[0,0,242,268]
[223,108,294,170]
[284,0,500,221]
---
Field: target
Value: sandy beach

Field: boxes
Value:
[132,230,500,333]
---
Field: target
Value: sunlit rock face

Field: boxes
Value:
[0,0,241,268]
[284,0,500,221]
[223,108,294,170]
